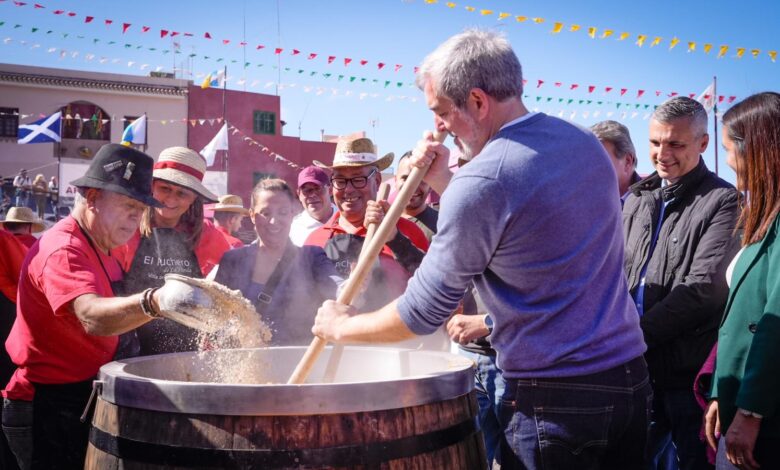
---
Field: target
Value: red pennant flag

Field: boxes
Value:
[67,11,75,16]
[327,56,336,64]
[85,16,94,23]
[668,92,678,97]
[141,26,150,33]
[160,30,169,38]
[605,87,613,93]
[256,44,265,50]
[291,49,300,55]
[204,32,212,39]
[414,66,419,74]
[122,23,131,33]
[344,58,352,66]
[274,48,283,55]
[728,96,736,104]
[308,53,317,59]
[553,82,561,87]
[620,88,627,96]
[104,19,113,26]
[588,85,596,93]
[170,31,180,37]
[360,59,368,66]
[184,32,193,37]
[14,2,27,6]
[718,95,725,103]
[53,10,64,14]
[34,3,44,8]
[522,79,528,86]
[537,80,544,88]
[637,90,645,98]
[655,91,662,97]
[570,84,579,90]
[377,62,385,70]
[239,41,247,47]
[222,39,229,45]
[690,93,697,99]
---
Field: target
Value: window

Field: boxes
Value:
[0,107,19,138]
[60,102,110,140]
[253,111,276,135]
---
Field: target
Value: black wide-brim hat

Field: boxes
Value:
[70,143,163,208]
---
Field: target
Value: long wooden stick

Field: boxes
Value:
[321,183,390,383]
[287,132,446,384]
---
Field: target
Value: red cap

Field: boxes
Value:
[297,166,330,188]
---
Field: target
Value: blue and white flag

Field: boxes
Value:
[201,68,226,89]
[121,114,147,146]
[17,111,62,144]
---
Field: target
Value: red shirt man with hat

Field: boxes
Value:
[2,144,209,469]
[211,194,249,248]
[0,207,46,248]
[289,166,337,246]
[305,137,429,312]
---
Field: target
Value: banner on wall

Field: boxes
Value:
[58,160,90,207]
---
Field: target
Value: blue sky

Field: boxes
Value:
[2,0,778,183]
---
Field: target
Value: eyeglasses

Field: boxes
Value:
[330,169,377,190]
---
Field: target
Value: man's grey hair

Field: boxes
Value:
[590,120,636,164]
[73,188,88,207]
[652,96,709,136]
[415,29,523,108]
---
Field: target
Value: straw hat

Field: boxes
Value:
[212,194,249,216]
[0,207,46,232]
[153,147,217,202]
[313,137,394,172]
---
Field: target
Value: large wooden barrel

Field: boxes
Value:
[84,347,485,469]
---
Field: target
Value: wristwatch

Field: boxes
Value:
[738,408,763,419]
[483,315,494,334]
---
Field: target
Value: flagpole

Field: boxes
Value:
[713,75,719,176]
[222,65,228,193]
[142,112,148,154]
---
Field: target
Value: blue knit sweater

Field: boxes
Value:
[398,113,646,378]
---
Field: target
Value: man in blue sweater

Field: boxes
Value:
[313,29,650,469]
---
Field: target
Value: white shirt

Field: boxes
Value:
[289,203,336,246]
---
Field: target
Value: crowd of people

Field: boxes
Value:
[0,27,777,470]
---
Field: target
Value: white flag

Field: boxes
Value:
[200,123,229,166]
[697,82,716,113]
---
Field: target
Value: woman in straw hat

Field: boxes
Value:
[114,146,230,355]
[0,206,46,248]
[213,178,342,345]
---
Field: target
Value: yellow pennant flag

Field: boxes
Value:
[465,6,475,12]
[736,47,746,58]
[516,15,528,22]
[703,44,713,54]
[570,24,581,32]
[480,9,493,16]
[588,27,597,38]
[533,17,544,24]
[650,37,662,47]
[619,32,630,41]
[551,23,564,34]
[601,29,614,39]
[498,12,511,20]
[446,2,456,7]
[769,50,778,62]
[424,0,437,3]
[636,35,647,47]
[687,42,696,52]
[669,37,680,50]
[751,49,760,58]
[718,45,729,58]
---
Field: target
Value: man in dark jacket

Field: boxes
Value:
[623,96,740,470]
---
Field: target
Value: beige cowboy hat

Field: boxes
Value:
[313,137,394,172]
[0,207,46,232]
[212,194,249,216]
[153,146,218,202]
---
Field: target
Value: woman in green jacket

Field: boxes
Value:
[705,91,780,469]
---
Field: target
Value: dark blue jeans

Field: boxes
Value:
[460,349,508,467]
[646,389,713,470]
[31,380,93,470]
[498,356,652,470]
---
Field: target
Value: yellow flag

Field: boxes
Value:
[636,35,647,47]
[552,23,564,34]
[703,44,713,54]
[570,24,581,32]
[498,12,510,20]
[424,0,437,3]
[650,37,662,47]
[718,45,729,58]
[669,37,680,50]
[601,29,614,39]
[516,15,528,22]
[619,32,630,41]
[736,47,746,58]
[464,6,474,12]
[446,2,456,7]
[480,9,493,15]
[687,42,696,52]
[588,27,597,38]
[751,49,760,58]
[769,50,778,62]
[533,17,544,24]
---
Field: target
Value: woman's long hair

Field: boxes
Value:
[723,92,780,245]
[140,182,204,249]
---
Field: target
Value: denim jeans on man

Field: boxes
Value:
[646,389,713,470]
[2,398,33,470]
[497,356,652,470]
[460,349,508,467]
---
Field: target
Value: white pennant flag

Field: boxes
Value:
[200,123,229,166]
[697,82,716,113]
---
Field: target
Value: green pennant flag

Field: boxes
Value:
[384,81,390,88]
[547,97,552,102]
[93,38,99,44]
[230,59,237,63]
[14,24,21,29]
[361,78,366,83]
[298,69,304,74]
[558,98,563,103]
[372,79,378,84]
[108,41,116,45]
[338,75,344,81]
[77,35,84,39]
[310,71,316,76]
[202,55,209,59]
[256,64,263,67]
[216,57,223,62]
[397,82,403,87]
[189,53,197,58]
[350,77,356,82]
[617,103,622,109]
[587,100,592,105]
[0,22,5,27]
[284,67,290,72]
[31,27,38,33]
[46,30,52,34]
[578,100,584,105]
[536,96,542,102]
[567,99,574,105]
[245,62,250,68]
[635,104,641,109]
[62,33,68,38]
[162,50,170,54]
[136,45,142,49]
[597,101,603,105]
[124,44,131,48]
[323,73,332,78]
[644,104,650,109]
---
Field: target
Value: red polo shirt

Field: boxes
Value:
[0,230,27,303]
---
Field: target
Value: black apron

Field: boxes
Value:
[114,228,203,356]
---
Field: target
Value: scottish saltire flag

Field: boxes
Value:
[121,114,147,146]
[17,111,62,144]
[201,69,226,89]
